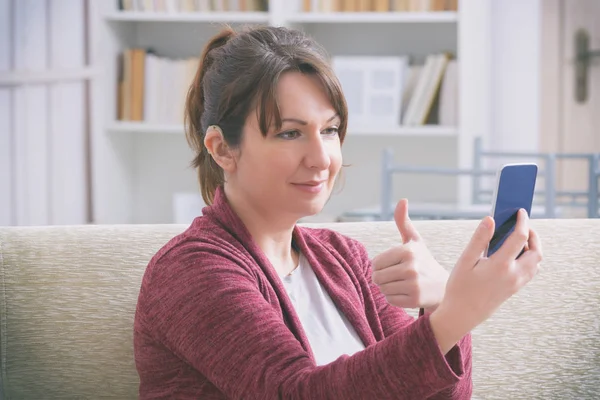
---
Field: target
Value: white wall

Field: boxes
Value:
[0,0,89,226]
[489,0,542,153]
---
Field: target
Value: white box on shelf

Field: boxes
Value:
[331,56,409,130]
[172,192,206,224]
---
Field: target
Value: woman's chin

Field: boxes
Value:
[293,201,326,220]
[283,191,332,221]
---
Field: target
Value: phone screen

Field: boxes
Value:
[486,164,538,257]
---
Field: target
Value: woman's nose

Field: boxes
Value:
[305,134,331,170]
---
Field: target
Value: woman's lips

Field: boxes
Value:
[291,180,326,194]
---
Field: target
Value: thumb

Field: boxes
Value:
[394,199,421,243]
[455,216,495,271]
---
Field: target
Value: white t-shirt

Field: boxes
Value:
[281,253,366,366]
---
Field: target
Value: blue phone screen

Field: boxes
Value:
[487,164,538,257]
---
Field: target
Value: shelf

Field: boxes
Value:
[351,125,457,136]
[106,122,457,137]
[107,122,185,134]
[104,11,270,23]
[286,11,458,24]
[104,11,458,24]
[0,67,98,86]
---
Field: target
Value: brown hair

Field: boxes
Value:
[184,25,348,205]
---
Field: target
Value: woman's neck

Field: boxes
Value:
[223,185,299,276]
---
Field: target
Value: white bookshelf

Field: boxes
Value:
[1,0,91,226]
[89,0,492,224]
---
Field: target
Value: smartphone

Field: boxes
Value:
[485,163,538,257]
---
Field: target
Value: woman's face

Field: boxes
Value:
[228,71,343,221]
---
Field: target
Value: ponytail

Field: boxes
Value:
[184,26,236,205]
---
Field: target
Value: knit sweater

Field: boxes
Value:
[133,187,473,399]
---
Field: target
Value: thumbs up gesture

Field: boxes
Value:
[371,199,449,311]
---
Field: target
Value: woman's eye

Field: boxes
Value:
[278,130,301,140]
[322,127,339,136]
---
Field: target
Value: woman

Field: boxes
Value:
[133,25,542,399]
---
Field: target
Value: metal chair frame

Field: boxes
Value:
[344,137,600,221]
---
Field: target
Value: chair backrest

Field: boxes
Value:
[380,137,600,220]
[471,137,600,218]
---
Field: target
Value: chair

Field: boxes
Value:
[340,137,600,221]
[470,138,600,219]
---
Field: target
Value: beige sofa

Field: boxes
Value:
[1,219,599,399]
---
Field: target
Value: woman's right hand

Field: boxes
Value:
[429,209,543,354]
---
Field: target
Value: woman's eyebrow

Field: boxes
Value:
[281,114,340,125]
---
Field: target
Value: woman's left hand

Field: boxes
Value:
[371,199,449,312]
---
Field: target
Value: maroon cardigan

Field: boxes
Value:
[134,187,472,399]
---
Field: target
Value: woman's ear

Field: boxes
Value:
[204,125,237,172]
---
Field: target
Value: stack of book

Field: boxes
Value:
[401,53,458,127]
[116,49,199,124]
[116,49,458,128]
[118,0,268,12]
[331,53,458,128]
[303,0,458,12]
